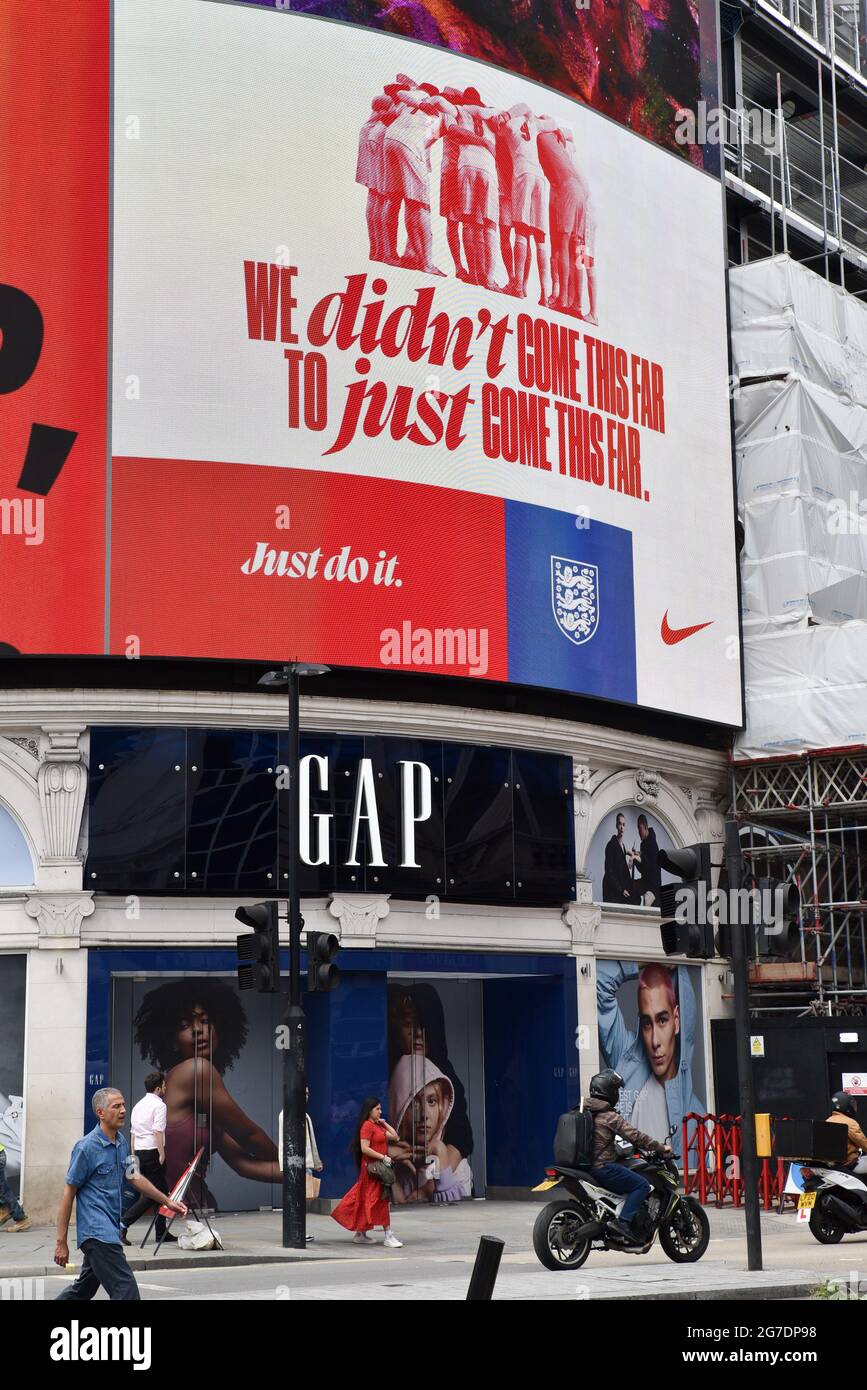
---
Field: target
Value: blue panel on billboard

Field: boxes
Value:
[505,501,636,702]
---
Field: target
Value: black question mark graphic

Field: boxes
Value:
[0,282,77,494]
[0,284,79,654]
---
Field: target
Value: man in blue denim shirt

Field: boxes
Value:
[54,1088,186,1301]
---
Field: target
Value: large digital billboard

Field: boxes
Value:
[0,0,741,725]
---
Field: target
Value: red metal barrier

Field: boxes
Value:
[681,1112,709,1203]
[682,1113,799,1210]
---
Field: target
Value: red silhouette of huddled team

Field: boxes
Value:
[355,74,597,321]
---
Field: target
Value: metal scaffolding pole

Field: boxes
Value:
[777,73,789,254]
[817,59,830,278]
[826,0,846,280]
[733,750,867,1015]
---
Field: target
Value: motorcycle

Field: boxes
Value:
[800,1163,867,1243]
[532,1137,710,1271]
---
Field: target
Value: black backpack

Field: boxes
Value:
[553,1105,594,1168]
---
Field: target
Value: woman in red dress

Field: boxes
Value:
[332,1097,404,1247]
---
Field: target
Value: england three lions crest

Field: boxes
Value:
[551,557,599,646]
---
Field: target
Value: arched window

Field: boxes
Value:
[0,804,34,887]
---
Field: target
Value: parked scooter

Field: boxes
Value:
[532,1133,710,1270]
[801,1164,867,1243]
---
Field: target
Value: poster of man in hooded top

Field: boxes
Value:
[596,960,706,1163]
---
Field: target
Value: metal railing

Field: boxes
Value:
[759,0,865,73]
[723,99,867,255]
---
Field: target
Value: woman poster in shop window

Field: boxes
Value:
[134,978,280,1209]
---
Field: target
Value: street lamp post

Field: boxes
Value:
[725,816,763,1271]
[259,661,329,1250]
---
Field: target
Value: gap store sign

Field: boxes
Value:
[87,728,575,905]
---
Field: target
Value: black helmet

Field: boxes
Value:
[589,1068,624,1106]
[831,1090,855,1117]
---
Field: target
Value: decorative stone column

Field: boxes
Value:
[694,785,728,846]
[22,945,89,1223]
[572,761,595,877]
[327,893,390,948]
[37,725,87,891]
[562,875,602,1090]
[24,892,95,949]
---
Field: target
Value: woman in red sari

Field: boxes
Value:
[332,1098,404,1247]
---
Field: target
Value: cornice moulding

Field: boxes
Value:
[0,690,728,782]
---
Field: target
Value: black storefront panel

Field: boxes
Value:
[712,1017,867,1127]
[87,727,575,905]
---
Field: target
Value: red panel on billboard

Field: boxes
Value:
[0,1,108,653]
[110,457,508,677]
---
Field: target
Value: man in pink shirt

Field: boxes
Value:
[120,1072,176,1245]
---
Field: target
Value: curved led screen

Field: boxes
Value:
[0,0,740,725]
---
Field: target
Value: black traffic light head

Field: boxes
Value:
[658,842,713,883]
[755,877,801,957]
[658,843,715,958]
[307,931,340,993]
[714,916,757,960]
[235,901,280,992]
[659,911,715,958]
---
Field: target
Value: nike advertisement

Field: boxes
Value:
[0,0,741,725]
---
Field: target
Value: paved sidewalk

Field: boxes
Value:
[3,1201,866,1300]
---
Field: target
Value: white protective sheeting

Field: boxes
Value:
[809,574,867,623]
[738,623,867,757]
[730,255,867,757]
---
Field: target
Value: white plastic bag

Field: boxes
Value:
[177,1219,220,1251]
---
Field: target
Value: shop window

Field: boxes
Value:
[0,804,34,887]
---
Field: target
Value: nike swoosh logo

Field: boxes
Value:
[661,611,714,645]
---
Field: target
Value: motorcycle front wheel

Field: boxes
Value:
[532,1199,592,1270]
[659,1196,710,1262]
[808,1196,846,1244]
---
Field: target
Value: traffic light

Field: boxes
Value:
[711,867,800,960]
[307,930,339,993]
[755,877,801,957]
[235,901,280,992]
[658,842,715,957]
[715,914,754,961]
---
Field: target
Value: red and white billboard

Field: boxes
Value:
[0,0,741,725]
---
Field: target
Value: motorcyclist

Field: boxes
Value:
[826,1091,867,1175]
[586,1067,672,1244]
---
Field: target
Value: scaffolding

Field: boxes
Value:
[724,1,867,1017]
[726,0,867,282]
[755,0,865,78]
[723,96,867,261]
[732,750,867,1014]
